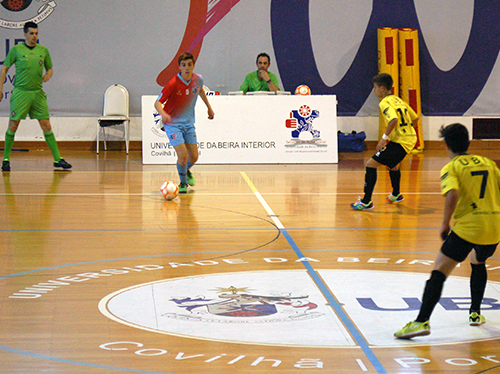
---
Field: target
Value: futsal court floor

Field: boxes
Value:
[0,145,499,374]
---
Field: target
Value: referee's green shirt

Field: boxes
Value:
[4,43,52,91]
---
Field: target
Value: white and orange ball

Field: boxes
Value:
[160,181,179,200]
[295,85,311,95]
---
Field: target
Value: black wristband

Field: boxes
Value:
[266,79,272,83]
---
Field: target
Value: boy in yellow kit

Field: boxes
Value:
[395,123,500,338]
[351,73,418,210]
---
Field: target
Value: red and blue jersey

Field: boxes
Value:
[157,73,203,126]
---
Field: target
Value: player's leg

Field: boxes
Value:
[469,256,487,325]
[395,233,467,339]
[394,252,456,339]
[173,142,189,192]
[381,143,408,203]
[469,244,497,325]
[164,125,189,192]
[387,164,404,203]
[415,251,458,320]
[185,143,198,186]
[362,157,380,203]
[184,127,198,187]
[351,142,407,210]
[351,156,380,210]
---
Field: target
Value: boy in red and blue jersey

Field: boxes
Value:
[155,52,214,193]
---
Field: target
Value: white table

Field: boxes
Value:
[141,95,337,164]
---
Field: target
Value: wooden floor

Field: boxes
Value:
[1,146,500,374]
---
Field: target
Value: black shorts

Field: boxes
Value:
[441,231,498,263]
[372,141,408,169]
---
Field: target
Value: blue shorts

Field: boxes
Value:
[163,123,197,147]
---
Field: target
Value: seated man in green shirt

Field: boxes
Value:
[239,52,280,94]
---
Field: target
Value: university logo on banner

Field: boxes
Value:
[285,105,327,148]
[0,0,57,29]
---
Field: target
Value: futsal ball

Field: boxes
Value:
[295,85,311,95]
[160,181,179,200]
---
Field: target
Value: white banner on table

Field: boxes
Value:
[141,95,337,164]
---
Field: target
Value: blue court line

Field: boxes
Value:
[239,172,388,373]
[0,345,174,374]
[280,229,388,374]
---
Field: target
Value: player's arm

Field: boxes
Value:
[440,189,459,240]
[42,67,53,83]
[154,99,171,124]
[199,88,215,120]
[376,117,397,152]
[0,65,10,103]
[384,118,398,136]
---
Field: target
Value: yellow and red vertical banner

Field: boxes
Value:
[377,27,399,140]
[377,27,424,151]
[398,28,424,151]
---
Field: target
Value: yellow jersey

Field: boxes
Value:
[379,95,418,153]
[440,154,500,244]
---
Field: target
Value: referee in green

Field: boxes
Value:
[0,21,71,171]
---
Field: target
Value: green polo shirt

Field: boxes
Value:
[239,71,279,93]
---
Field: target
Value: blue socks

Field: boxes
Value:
[177,163,188,184]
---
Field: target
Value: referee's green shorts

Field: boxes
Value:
[9,87,50,121]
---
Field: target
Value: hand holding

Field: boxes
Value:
[258,69,270,82]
